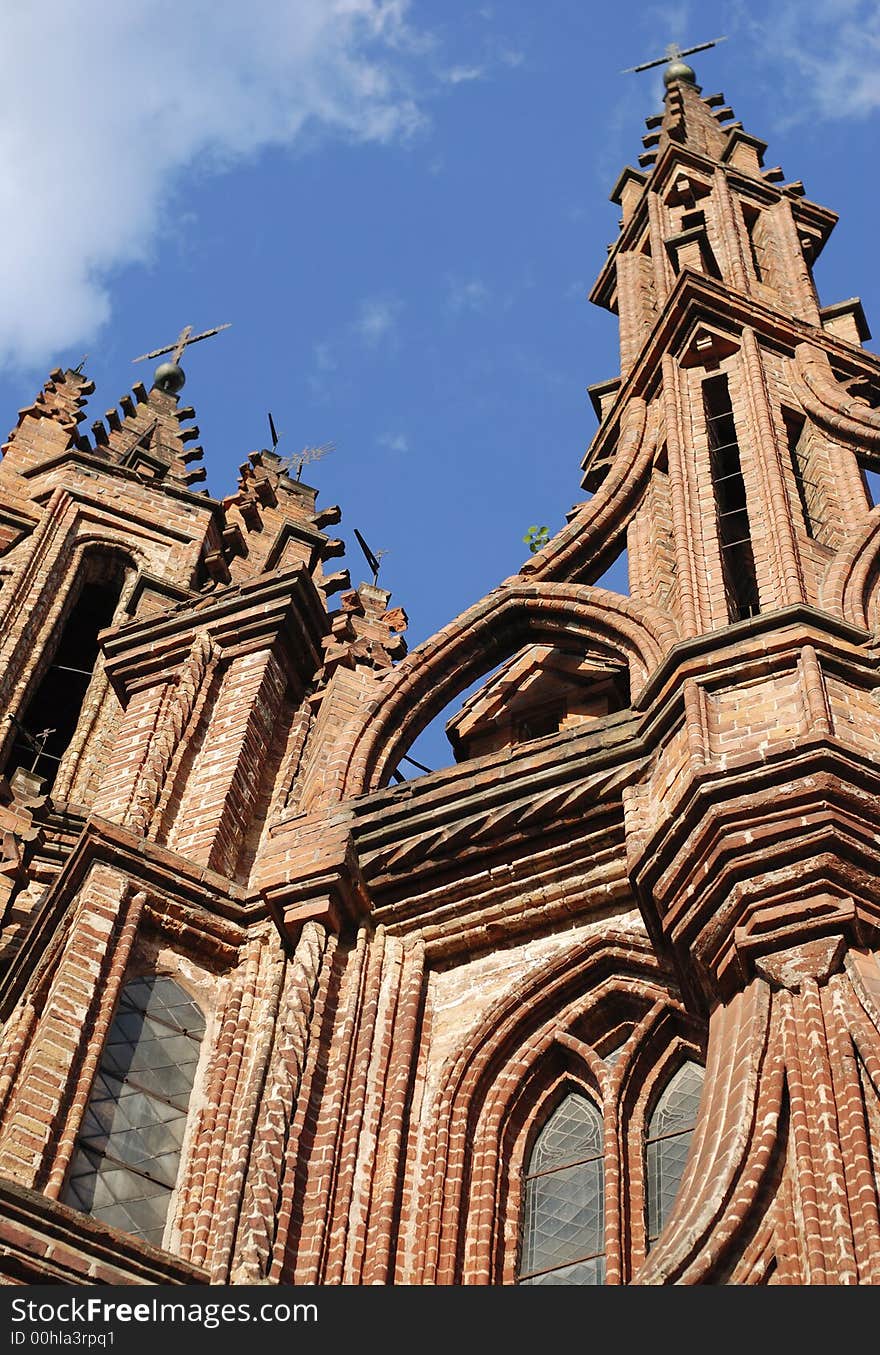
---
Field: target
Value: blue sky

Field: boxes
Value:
[1,1,878,773]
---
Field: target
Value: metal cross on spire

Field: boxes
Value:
[132,322,232,367]
[621,35,727,75]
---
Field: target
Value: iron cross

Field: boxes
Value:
[621,35,727,75]
[132,322,231,366]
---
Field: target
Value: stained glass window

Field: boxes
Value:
[62,975,205,1249]
[645,1060,704,1246]
[518,1092,605,1285]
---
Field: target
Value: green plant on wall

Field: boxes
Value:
[523,524,550,554]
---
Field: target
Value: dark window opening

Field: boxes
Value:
[704,374,760,622]
[6,572,124,792]
[782,409,816,538]
[515,702,565,744]
[742,204,765,282]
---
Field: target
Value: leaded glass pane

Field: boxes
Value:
[645,1060,704,1245]
[529,1092,603,1172]
[62,975,204,1248]
[520,1255,605,1285]
[518,1093,605,1285]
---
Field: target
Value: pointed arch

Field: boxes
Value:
[644,1059,705,1247]
[633,980,784,1285]
[341,582,678,796]
[518,1092,606,1284]
[1,540,138,790]
[415,927,701,1285]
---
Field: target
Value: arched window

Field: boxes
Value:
[62,975,205,1248]
[518,1092,605,1285]
[645,1059,704,1247]
[6,555,127,792]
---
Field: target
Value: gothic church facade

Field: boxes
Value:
[0,57,879,1285]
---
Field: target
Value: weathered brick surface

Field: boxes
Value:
[1,64,880,1289]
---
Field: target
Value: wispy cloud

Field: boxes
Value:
[308,337,343,400]
[313,341,338,372]
[442,65,486,85]
[0,0,431,371]
[379,431,409,453]
[732,0,880,122]
[352,297,403,346]
[446,278,491,314]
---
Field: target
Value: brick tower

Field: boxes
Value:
[0,53,879,1287]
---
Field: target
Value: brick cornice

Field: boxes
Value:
[632,741,880,1009]
[632,603,872,714]
[0,1176,207,1285]
[27,476,208,546]
[21,446,227,518]
[260,711,641,957]
[0,815,256,1019]
[102,564,328,694]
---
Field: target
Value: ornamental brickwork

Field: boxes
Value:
[0,62,879,1286]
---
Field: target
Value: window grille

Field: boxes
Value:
[782,409,820,538]
[645,1060,704,1246]
[62,975,205,1248]
[518,1093,605,1285]
[704,374,760,621]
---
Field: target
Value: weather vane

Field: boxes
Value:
[354,528,389,586]
[131,322,231,394]
[621,35,727,75]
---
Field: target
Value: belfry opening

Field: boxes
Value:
[4,557,127,794]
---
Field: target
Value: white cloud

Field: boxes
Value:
[352,297,402,346]
[0,0,429,370]
[733,0,880,121]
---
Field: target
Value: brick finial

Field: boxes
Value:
[2,368,93,456]
[319,585,408,680]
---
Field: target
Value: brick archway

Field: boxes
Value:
[341,580,678,795]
